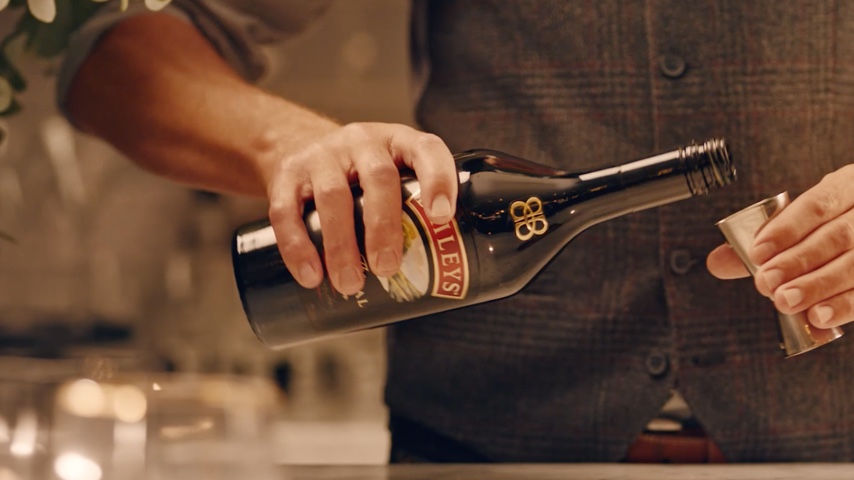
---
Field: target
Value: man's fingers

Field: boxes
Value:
[311,164,364,295]
[806,288,854,329]
[263,122,456,294]
[268,184,323,289]
[771,248,854,321]
[353,146,405,277]
[753,207,854,297]
[751,165,854,265]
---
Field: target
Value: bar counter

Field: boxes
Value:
[279,463,854,480]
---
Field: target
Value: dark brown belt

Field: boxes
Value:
[624,431,726,463]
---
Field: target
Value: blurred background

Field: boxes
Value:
[0,0,412,465]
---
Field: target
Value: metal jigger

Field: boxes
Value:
[716,192,844,358]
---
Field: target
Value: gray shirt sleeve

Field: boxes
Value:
[56,0,333,123]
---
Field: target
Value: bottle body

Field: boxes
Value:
[232,139,735,349]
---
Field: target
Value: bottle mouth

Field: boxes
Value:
[684,138,737,195]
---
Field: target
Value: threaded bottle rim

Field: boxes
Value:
[683,138,736,195]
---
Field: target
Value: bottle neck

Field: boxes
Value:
[563,139,734,228]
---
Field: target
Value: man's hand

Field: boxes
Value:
[260,122,457,296]
[65,13,458,297]
[707,164,854,328]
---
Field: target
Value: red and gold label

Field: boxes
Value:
[298,188,470,323]
[406,195,469,300]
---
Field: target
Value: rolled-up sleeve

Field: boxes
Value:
[56,0,333,120]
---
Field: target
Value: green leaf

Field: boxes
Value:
[22,0,106,58]
[0,0,111,117]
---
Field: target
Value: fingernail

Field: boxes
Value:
[431,194,452,221]
[761,268,785,292]
[813,305,835,326]
[335,266,365,294]
[781,288,804,309]
[751,241,776,265]
[299,262,321,286]
[372,247,400,276]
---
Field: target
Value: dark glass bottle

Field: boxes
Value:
[233,139,735,349]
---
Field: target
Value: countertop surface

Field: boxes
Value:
[278,464,854,480]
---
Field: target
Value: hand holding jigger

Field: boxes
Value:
[712,192,845,357]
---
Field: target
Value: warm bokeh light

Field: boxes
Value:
[53,452,103,480]
[60,379,106,418]
[112,385,147,423]
[9,409,37,457]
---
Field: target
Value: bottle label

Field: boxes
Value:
[298,189,469,323]
[405,193,469,300]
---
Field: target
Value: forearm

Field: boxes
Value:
[65,12,339,197]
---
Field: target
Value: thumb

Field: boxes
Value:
[706,243,751,279]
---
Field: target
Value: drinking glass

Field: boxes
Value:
[50,372,281,480]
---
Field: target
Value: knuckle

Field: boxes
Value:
[274,229,310,260]
[307,141,334,159]
[364,213,403,236]
[268,201,295,225]
[341,123,372,142]
[323,238,350,255]
[277,236,306,258]
[793,253,811,275]
[361,158,399,181]
[323,245,360,271]
[415,132,446,151]
[806,188,841,220]
[314,182,352,203]
[321,230,356,253]
[808,271,838,303]
[272,160,294,181]
[837,217,854,251]
[774,251,808,278]
[249,128,283,159]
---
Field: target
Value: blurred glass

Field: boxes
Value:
[0,355,122,480]
[52,373,281,480]
[143,373,280,480]
[0,355,281,480]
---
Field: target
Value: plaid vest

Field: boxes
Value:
[385,0,854,462]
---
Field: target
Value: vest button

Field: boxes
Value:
[659,54,687,79]
[645,351,670,377]
[669,249,697,275]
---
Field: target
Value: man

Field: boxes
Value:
[61,0,854,462]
